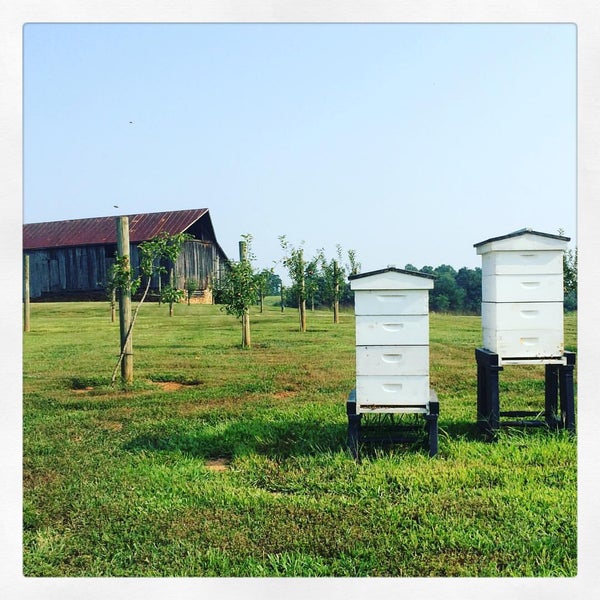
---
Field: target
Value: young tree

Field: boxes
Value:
[161,284,185,316]
[105,263,118,322]
[305,255,322,312]
[347,248,361,276]
[556,229,577,312]
[320,245,351,323]
[254,268,274,313]
[279,235,308,332]
[218,234,257,347]
[108,228,191,384]
[563,243,578,311]
[184,278,199,305]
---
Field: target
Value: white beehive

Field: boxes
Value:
[349,268,435,413]
[474,229,570,361]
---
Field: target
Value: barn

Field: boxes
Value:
[23,208,229,302]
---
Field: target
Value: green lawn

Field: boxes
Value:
[22,299,577,577]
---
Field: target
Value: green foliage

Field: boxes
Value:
[563,248,577,294]
[106,232,192,301]
[254,268,277,312]
[161,284,185,306]
[184,278,199,296]
[559,228,577,311]
[563,246,577,310]
[279,235,307,304]
[406,263,482,314]
[137,232,192,280]
[107,255,141,296]
[319,246,350,309]
[106,231,191,381]
[279,243,359,310]
[219,235,258,319]
[456,266,482,314]
[304,256,321,309]
[220,260,257,319]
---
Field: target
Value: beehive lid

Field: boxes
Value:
[474,228,570,255]
[349,267,435,290]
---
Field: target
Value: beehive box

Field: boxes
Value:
[474,228,569,360]
[349,268,435,413]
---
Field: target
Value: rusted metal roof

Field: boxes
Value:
[23,209,210,250]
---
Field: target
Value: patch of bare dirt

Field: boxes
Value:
[155,381,202,392]
[156,381,185,391]
[99,420,123,432]
[205,458,230,472]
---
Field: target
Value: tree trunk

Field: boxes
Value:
[169,266,174,316]
[111,289,116,323]
[117,217,133,384]
[299,250,307,332]
[333,260,340,324]
[239,240,251,348]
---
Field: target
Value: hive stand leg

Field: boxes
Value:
[346,390,362,460]
[476,349,502,440]
[476,353,487,434]
[559,352,576,434]
[545,364,560,429]
[426,392,440,458]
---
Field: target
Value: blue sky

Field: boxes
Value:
[23,22,577,274]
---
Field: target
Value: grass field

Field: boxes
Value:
[22,299,577,577]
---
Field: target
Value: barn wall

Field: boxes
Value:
[26,239,226,300]
[173,240,225,291]
[26,246,110,299]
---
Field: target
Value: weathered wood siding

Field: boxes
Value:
[26,245,111,298]
[25,239,225,300]
[173,240,225,290]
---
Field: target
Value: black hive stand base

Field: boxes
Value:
[475,348,576,440]
[346,389,439,460]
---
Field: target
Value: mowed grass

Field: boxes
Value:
[22,300,577,577]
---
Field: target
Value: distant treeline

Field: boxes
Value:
[277,264,483,314]
[407,264,482,314]
[280,261,577,314]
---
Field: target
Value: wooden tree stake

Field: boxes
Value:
[117,216,133,383]
[333,260,340,324]
[23,254,31,332]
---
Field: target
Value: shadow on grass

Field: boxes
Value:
[124,416,489,461]
[439,420,482,442]
[124,417,351,460]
